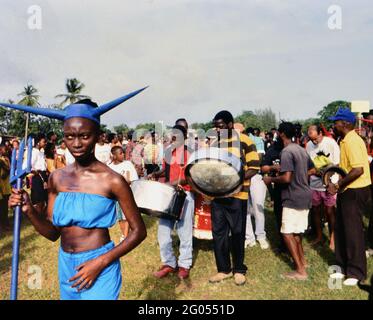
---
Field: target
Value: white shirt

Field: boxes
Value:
[108,161,139,183]
[31,148,46,171]
[57,147,75,165]
[95,143,111,164]
[306,136,340,191]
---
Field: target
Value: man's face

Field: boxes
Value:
[176,120,188,131]
[38,138,47,149]
[0,146,6,156]
[63,117,99,161]
[367,115,373,128]
[307,126,320,143]
[171,129,185,146]
[113,148,125,162]
[213,119,229,132]
[333,120,345,137]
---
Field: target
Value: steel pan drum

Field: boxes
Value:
[185,147,243,198]
[322,165,347,187]
[131,180,186,220]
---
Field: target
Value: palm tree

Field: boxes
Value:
[55,78,90,106]
[18,85,40,106]
[18,85,40,140]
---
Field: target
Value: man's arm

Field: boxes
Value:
[243,136,260,180]
[263,171,292,185]
[327,167,364,195]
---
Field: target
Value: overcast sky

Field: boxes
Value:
[1,0,372,129]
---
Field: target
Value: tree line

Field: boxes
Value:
[0,78,350,140]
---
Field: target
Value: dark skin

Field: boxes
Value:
[327,120,364,195]
[213,118,258,180]
[147,128,188,187]
[148,120,189,187]
[9,117,147,292]
[262,132,312,279]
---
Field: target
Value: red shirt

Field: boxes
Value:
[163,145,191,191]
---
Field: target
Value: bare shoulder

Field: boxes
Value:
[99,162,125,185]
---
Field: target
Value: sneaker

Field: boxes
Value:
[245,240,256,248]
[234,273,246,286]
[329,272,345,279]
[343,278,359,286]
[258,238,269,250]
[178,267,190,280]
[209,272,233,283]
[153,265,177,279]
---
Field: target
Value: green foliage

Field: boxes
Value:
[191,122,213,131]
[192,108,277,132]
[0,83,353,141]
[135,123,156,131]
[294,118,320,131]
[317,100,351,128]
[99,124,110,134]
[55,78,90,106]
[235,108,277,131]
[113,123,130,135]
[0,105,12,135]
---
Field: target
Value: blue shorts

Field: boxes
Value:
[58,241,122,300]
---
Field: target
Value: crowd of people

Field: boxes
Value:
[1,104,373,299]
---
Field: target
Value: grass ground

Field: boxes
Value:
[0,204,372,300]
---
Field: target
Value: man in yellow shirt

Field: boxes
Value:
[208,111,260,286]
[328,107,371,286]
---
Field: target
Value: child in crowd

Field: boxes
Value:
[109,146,139,242]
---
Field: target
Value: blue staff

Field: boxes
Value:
[9,136,32,300]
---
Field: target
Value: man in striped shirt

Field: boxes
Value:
[209,110,260,286]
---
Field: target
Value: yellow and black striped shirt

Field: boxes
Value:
[212,132,260,200]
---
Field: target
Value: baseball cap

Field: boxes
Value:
[328,107,356,124]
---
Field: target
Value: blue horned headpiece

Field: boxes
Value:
[0,86,148,124]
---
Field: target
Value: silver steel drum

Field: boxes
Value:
[185,147,243,198]
[322,165,347,187]
[131,180,186,220]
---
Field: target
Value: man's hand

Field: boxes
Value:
[326,183,338,195]
[272,163,281,173]
[315,169,323,177]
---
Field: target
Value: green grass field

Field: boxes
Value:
[0,205,372,300]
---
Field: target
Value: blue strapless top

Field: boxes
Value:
[53,192,117,228]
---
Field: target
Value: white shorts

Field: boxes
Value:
[281,207,309,234]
